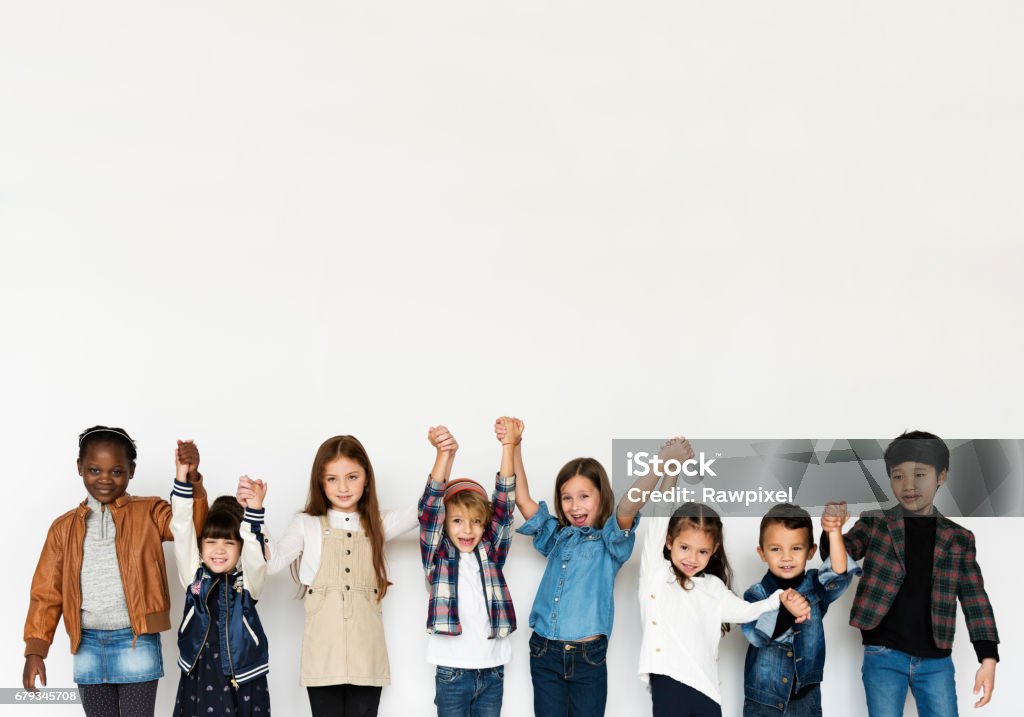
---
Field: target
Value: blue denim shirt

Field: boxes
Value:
[517,501,637,640]
[741,561,859,709]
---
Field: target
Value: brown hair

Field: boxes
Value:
[662,502,733,633]
[445,489,493,525]
[297,435,390,600]
[201,495,244,544]
[553,457,614,529]
[758,503,814,547]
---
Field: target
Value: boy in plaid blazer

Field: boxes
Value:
[824,431,999,717]
[419,419,520,717]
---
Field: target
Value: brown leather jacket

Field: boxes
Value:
[23,478,208,658]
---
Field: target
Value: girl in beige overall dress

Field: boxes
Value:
[243,436,417,717]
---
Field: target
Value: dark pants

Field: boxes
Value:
[529,632,608,717]
[307,684,383,717]
[434,665,504,717]
[744,684,822,716]
[650,674,721,717]
[79,681,158,717]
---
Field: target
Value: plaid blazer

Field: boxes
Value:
[418,474,517,638]
[843,507,998,649]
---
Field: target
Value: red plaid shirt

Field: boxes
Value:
[842,507,998,650]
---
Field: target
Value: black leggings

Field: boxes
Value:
[650,674,722,717]
[307,684,383,717]
[78,681,158,717]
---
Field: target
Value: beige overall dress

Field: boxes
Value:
[300,515,390,687]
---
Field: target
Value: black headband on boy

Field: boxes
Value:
[78,427,136,447]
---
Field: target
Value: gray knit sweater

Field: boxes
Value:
[79,496,131,630]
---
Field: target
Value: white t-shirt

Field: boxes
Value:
[637,516,782,705]
[426,551,512,669]
[265,505,418,585]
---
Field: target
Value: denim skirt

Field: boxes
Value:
[74,628,164,684]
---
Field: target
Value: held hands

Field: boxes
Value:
[496,416,523,446]
[494,416,524,445]
[236,476,268,509]
[781,588,812,623]
[974,658,996,708]
[175,440,201,483]
[428,425,458,454]
[22,654,45,691]
[659,436,695,465]
[821,501,849,534]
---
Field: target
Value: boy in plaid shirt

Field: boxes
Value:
[823,431,999,716]
[419,419,520,717]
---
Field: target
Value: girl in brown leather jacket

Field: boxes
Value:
[22,426,208,717]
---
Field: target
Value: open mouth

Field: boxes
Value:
[457,537,477,548]
[681,563,700,574]
[570,513,588,527]
[208,557,231,569]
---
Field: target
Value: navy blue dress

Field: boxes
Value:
[173,575,271,716]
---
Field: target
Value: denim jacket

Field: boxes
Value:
[741,561,859,709]
[517,501,637,640]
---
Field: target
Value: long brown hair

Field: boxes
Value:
[297,435,391,600]
[663,502,733,633]
[553,457,615,530]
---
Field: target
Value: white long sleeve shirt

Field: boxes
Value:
[638,516,782,705]
[264,505,418,584]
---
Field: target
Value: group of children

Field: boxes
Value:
[22,424,1000,717]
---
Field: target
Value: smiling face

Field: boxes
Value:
[758,522,816,579]
[445,504,486,552]
[890,460,946,516]
[666,526,717,578]
[559,474,601,528]
[78,442,133,504]
[321,456,367,512]
[201,537,241,574]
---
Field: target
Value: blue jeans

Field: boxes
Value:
[743,684,821,716]
[861,645,958,717]
[434,665,504,717]
[529,632,608,717]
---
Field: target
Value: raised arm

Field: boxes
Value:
[616,436,693,530]
[496,417,537,519]
[821,501,849,574]
[419,425,457,569]
[240,477,268,599]
[170,450,203,589]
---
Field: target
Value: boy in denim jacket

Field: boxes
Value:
[742,503,857,715]
[822,431,999,716]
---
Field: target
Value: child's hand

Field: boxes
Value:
[821,501,849,534]
[974,658,996,708]
[658,436,695,465]
[22,655,45,691]
[494,417,525,444]
[174,446,190,483]
[176,440,201,483]
[236,476,257,508]
[428,425,458,453]
[781,588,812,623]
[498,416,523,445]
[240,475,268,510]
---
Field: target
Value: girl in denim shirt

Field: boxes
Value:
[498,419,657,717]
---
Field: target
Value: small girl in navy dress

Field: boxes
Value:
[170,451,271,716]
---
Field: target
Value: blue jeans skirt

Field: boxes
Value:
[74,628,164,685]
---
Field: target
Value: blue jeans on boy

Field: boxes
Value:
[861,645,958,717]
[434,665,504,717]
[529,632,608,717]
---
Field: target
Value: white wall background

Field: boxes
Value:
[2,2,1021,715]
